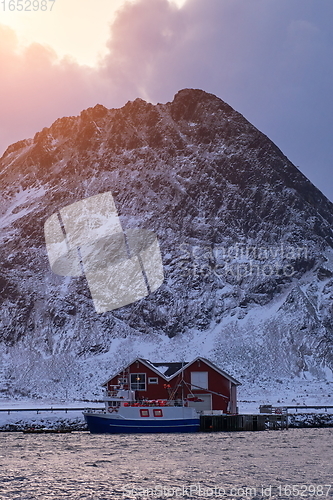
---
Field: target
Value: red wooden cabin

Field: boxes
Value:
[102,357,241,414]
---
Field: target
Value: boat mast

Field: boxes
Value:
[181,359,184,403]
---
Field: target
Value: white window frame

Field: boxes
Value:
[130,373,146,391]
[148,377,158,384]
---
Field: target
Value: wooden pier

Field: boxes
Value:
[200,413,288,432]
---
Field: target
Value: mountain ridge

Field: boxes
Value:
[1,88,333,400]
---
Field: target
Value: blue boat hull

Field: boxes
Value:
[84,413,200,434]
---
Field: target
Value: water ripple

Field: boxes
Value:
[0,429,332,499]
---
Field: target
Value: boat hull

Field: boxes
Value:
[83,411,200,434]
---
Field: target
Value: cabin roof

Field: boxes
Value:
[147,361,187,378]
[102,356,241,386]
[170,357,241,385]
[101,357,168,386]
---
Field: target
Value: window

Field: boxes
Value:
[191,371,208,390]
[140,409,149,417]
[153,409,163,417]
[109,401,120,408]
[148,377,158,384]
[130,373,146,391]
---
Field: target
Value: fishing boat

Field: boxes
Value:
[83,387,200,434]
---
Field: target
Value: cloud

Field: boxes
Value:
[103,0,333,199]
[1,0,333,199]
[0,24,109,156]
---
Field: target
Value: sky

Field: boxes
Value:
[1,0,333,201]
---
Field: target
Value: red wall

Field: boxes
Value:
[105,359,235,413]
[106,360,169,400]
[168,360,231,412]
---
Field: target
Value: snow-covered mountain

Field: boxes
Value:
[1,88,332,403]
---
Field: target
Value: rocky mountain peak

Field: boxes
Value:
[1,88,333,399]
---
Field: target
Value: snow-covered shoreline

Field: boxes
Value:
[1,413,333,432]
[0,399,102,431]
[1,398,332,431]
[288,412,333,428]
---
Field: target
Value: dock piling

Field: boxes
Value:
[200,413,288,432]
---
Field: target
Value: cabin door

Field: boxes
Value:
[187,394,212,411]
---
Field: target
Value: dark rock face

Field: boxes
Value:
[1,88,333,398]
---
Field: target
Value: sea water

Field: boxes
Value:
[0,428,332,500]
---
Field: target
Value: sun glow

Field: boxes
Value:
[168,0,187,7]
[0,0,126,66]
[0,0,189,66]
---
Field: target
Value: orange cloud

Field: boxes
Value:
[0,24,107,157]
